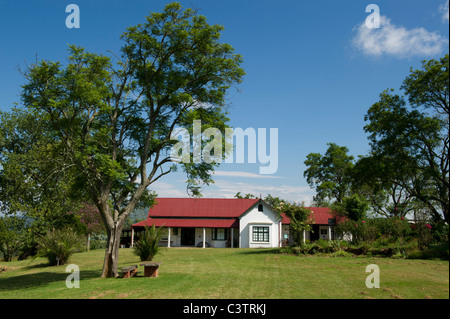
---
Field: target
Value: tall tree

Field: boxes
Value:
[303,143,355,205]
[19,2,244,277]
[364,55,449,223]
[352,153,415,218]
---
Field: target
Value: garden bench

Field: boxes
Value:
[121,265,138,278]
[140,262,162,277]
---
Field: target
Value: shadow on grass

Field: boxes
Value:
[0,269,101,291]
[236,248,280,255]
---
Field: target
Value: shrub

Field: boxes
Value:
[431,222,449,244]
[133,225,165,261]
[407,243,449,260]
[36,227,85,266]
[330,250,353,258]
[89,233,107,250]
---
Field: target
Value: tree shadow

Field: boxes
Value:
[236,248,280,255]
[0,269,101,291]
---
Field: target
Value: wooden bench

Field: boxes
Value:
[140,262,162,277]
[121,265,138,278]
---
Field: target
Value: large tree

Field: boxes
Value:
[351,153,415,218]
[18,2,244,277]
[364,55,449,223]
[303,143,355,205]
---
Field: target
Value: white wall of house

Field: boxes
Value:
[239,202,281,248]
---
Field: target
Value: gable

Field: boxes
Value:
[239,200,281,223]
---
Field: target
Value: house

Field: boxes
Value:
[128,198,338,248]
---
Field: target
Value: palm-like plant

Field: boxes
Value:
[133,224,165,261]
[36,227,85,265]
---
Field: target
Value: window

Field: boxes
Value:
[258,204,264,212]
[212,228,230,240]
[320,228,328,235]
[252,226,269,242]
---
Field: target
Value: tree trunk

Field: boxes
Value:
[101,223,122,278]
[96,185,146,278]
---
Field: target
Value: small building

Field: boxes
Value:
[129,198,338,248]
[281,207,339,243]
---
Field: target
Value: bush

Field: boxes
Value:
[329,250,353,258]
[89,233,107,250]
[335,217,412,245]
[133,225,165,261]
[431,222,449,244]
[36,227,85,266]
[407,243,449,260]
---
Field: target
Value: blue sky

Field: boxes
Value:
[0,0,448,204]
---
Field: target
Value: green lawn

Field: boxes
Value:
[0,248,448,299]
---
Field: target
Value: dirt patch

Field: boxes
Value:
[0,266,17,273]
[88,290,115,299]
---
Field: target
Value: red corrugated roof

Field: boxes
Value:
[146,198,260,218]
[132,198,336,229]
[281,207,336,225]
[133,218,239,228]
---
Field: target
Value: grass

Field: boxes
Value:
[0,248,448,299]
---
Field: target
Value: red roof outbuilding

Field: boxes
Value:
[132,198,336,229]
[281,207,336,225]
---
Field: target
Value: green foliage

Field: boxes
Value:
[335,217,412,245]
[431,221,449,244]
[332,194,369,221]
[133,225,166,261]
[0,108,88,228]
[10,2,244,277]
[406,243,449,260]
[274,201,313,246]
[0,215,28,261]
[36,227,85,265]
[363,54,449,223]
[304,143,355,205]
[88,233,108,250]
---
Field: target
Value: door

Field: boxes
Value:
[181,228,195,246]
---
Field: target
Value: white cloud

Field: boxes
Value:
[352,15,448,58]
[440,0,449,22]
[149,175,316,205]
[201,179,315,205]
[150,181,187,197]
